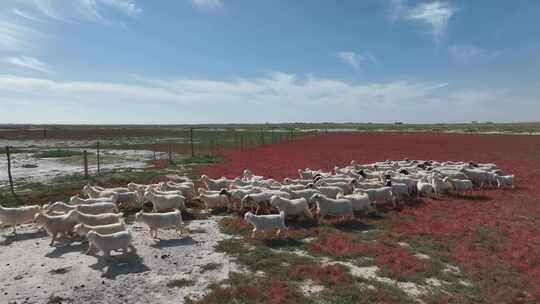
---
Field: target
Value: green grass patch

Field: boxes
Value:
[167,278,195,288]
[192,272,308,304]
[200,263,222,273]
[178,154,222,164]
[0,147,26,154]
[33,149,86,158]
[49,266,72,275]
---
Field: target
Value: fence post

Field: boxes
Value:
[96,141,101,174]
[290,129,294,139]
[83,150,89,179]
[5,146,18,201]
[43,128,47,138]
[168,143,173,165]
[260,129,265,145]
[190,127,195,157]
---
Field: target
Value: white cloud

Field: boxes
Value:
[2,72,533,124]
[191,0,222,10]
[99,0,142,17]
[336,51,377,71]
[28,0,142,25]
[406,2,456,42]
[13,9,46,22]
[0,19,36,50]
[336,52,360,70]
[390,1,456,43]
[449,45,503,63]
[3,56,52,73]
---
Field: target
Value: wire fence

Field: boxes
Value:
[1,127,324,192]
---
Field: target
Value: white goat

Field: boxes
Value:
[310,194,354,223]
[196,193,229,211]
[306,184,343,198]
[135,210,185,239]
[416,181,434,197]
[461,169,498,188]
[47,202,117,215]
[82,185,118,199]
[496,175,515,189]
[240,191,291,212]
[74,222,126,237]
[33,211,78,245]
[244,211,288,239]
[0,204,42,233]
[219,189,258,210]
[431,174,453,195]
[443,177,473,195]
[337,193,377,214]
[143,191,185,212]
[270,195,313,219]
[127,182,152,192]
[86,230,133,257]
[69,195,117,205]
[282,189,321,203]
[315,180,353,195]
[201,175,232,191]
[68,210,122,226]
[283,178,312,185]
[355,187,395,207]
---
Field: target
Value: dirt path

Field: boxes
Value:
[0,217,239,304]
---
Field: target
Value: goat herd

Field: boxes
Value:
[0,159,514,260]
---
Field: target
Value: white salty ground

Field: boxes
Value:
[0,149,155,187]
[0,216,239,304]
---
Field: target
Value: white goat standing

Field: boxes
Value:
[244,211,288,239]
[135,210,185,239]
[0,204,42,234]
[269,195,313,219]
[86,230,133,257]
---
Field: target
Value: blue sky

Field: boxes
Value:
[0,0,539,124]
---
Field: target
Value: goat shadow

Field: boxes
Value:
[263,237,303,249]
[45,241,87,258]
[0,229,47,246]
[446,193,492,202]
[332,219,375,233]
[150,235,196,249]
[88,247,149,280]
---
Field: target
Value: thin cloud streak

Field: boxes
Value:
[336,51,378,70]
[13,9,46,22]
[29,0,142,25]
[390,1,457,43]
[3,56,52,73]
[0,18,35,50]
[191,0,223,10]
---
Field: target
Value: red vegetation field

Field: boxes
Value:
[201,133,540,302]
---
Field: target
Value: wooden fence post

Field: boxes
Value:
[96,141,101,174]
[83,150,89,179]
[5,146,18,201]
[190,127,195,157]
[168,143,173,165]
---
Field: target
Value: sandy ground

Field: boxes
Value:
[0,216,239,304]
